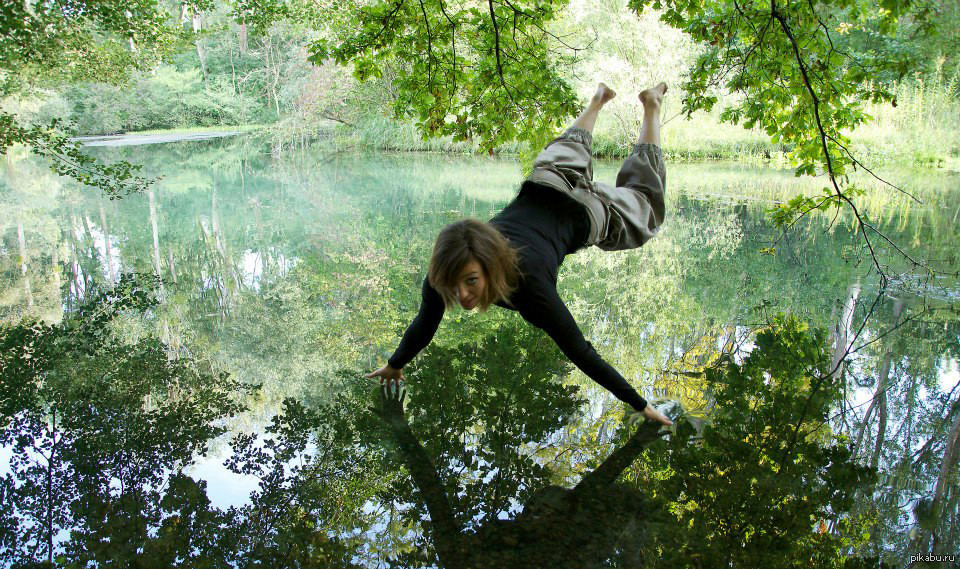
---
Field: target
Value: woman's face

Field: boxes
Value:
[454,258,487,310]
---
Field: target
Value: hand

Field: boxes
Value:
[626,403,674,427]
[365,364,405,388]
[370,382,407,422]
[641,404,673,427]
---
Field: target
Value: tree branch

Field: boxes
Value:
[771,0,887,283]
[488,0,516,106]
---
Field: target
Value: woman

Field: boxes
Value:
[367,82,673,427]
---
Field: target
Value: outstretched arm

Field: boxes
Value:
[520,285,672,426]
[368,277,445,386]
[389,277,445,367]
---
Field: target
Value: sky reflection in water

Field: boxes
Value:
[1,136,958,567]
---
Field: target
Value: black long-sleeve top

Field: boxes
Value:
[388,182,648,412]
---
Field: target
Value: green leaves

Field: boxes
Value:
[0,113,154,197]
[623,316,877,568]
[628,0,932,267]
[769,184,866,230]
[312,0,582,150]
[0,0,204,198]
[0,0,191,96]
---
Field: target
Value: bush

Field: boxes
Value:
[64,66,259,134]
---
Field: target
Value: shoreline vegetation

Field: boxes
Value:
[100,64,958,170]
[113,91,959,170]
[308,63,960,168]
[3,2,953,172]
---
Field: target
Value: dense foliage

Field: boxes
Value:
[0,278,893,566]
[1,0,958,565]
[4,0,959,181]
[621,316,878,567]
[0,0,207,196]
[0,275,247,565]
[2,0,958,198]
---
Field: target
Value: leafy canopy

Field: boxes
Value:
[628,0,935,253]
[304,0,583,151]
[0,0,212,197]
[624,316,879,568]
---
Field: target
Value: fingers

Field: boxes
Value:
[644,406,673,427]
[365,367,404,386]
[652,412,673,427]
[378,381,406,400]
[375,376,405,389]
[633,405,674,427]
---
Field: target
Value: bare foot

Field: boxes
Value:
[592,82,617,106]
[638,82,668,109]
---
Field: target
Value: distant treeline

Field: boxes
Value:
[6,0,958,165]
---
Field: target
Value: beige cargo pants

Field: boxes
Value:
[525,127,666,251]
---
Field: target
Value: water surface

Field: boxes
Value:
[1,137,957,567]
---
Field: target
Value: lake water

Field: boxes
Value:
[1,135,958,567]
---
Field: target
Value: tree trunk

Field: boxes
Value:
[722,323,737,354]
[380,411,464,568]
[149,191,163,282]
[197,41,209,83]
[124,10,137,52]
[193,13,208,83]
[905,372,917,460]
[229,43,238,93]
[99,206,116,285]
[210,186,238,310]
[831,280,861,379]
[52,246,60,299]
[17,219,33,306]
[63,224,76,309]
[168,248,178,284]
[239,19,248,53]
[870,389,887,470]
[83,213,96,247]
[72,212,95,296]
[925,400,960,554]
[870,299,903,470]
[269,40,281,116]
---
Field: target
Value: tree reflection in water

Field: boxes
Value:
[370,382,664,569]
[0,275,249,566]
[1,272,956,567]
[354,317,889,568]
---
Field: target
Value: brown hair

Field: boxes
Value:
[427,219,520,310]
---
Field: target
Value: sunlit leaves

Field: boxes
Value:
[309,0,582,150]
[0,0,204,198]
[769,184,866,230]
[622,316,877,567]
[628,0,932,248]
[0,0,201,95]
[0,114,154,198]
